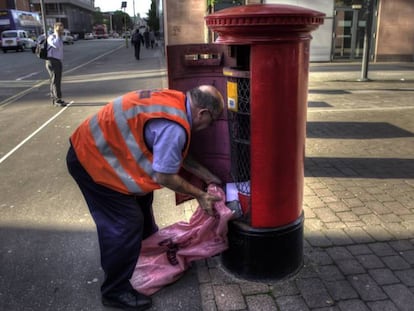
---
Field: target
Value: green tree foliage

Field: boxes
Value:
[93,10,104,25]
[112,10,133,32]
[93,9,132,32]
[146,0,159,32]
[207,0,244,13]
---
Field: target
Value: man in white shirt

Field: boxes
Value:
[46,22,67,107]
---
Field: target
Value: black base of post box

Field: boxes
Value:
[221,212,304,280]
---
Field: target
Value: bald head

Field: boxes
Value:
[198,85,224,103]
[188,85,224,120]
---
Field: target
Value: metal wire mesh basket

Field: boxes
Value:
[226,74,251,212]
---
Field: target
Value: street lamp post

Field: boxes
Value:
[40,0,47,35]
[109,13,113,34]
[133,0,136,26]
[121,1,128,48]
[359,0,374,81]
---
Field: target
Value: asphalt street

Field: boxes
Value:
[0,44,197,311]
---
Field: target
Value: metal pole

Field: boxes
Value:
[121,2,128,48]
[124,8,128,48]
[40,0,47,35]
[133,0,136,26]
[359,0,374,81]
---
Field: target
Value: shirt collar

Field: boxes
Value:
[185,96,192,127]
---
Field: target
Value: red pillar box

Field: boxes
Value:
[206,4,324,279]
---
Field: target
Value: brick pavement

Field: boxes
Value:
[194,63,414,311]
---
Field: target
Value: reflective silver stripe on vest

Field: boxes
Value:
[89,114,143,194]
[112,96,188,180]
[89,95,188,194]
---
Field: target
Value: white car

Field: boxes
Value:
[1,30,35,53]
[62,29,74,44]
[84,32,94,40]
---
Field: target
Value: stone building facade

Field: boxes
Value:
[161,0,414,62]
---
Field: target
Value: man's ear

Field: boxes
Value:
[196,108,206,121]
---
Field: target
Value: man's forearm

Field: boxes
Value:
[182,155,221,185]
[155,171,222,216]
[154,172,204,199]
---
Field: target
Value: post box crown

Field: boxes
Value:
[205,4,325,44]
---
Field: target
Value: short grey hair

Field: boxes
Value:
[187,86,222,116]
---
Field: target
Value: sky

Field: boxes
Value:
[93,0,152,18]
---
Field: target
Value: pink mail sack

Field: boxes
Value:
[130,184,233,295]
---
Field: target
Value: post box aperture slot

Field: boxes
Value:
[183,53,222,66]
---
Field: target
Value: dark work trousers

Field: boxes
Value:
[66,145,158,296]
[133,42,141,60]
[45,57,62,101]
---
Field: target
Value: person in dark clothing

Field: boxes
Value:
[143,28,150,49]
[131,30,144,60]
[149,30,155,49]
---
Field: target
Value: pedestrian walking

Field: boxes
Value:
[131,29,144,60]
[149,30,155,49]
[143,28,150,49]
[67,85,224,310]
[45,22,67,107]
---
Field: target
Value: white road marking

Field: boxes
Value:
[0,46,125,164]
[0,101,73,164]
[0,45,123,108]
[16,72,40,80]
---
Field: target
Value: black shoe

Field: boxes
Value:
[102,290,152,310]
[53,99,67,107]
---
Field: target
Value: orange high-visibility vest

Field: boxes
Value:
[70,89,191,195]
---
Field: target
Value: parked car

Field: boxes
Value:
[122,31,131,39]
[62,29,74,44]
[84,32,94,40]
[1,30,35,53]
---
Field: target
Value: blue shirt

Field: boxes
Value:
[47,34,63,60]
[145,97,192,174]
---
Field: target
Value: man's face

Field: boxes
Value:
[55,24,64,36]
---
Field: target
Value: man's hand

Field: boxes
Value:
[197,192,221,216]
[154,172,222,217]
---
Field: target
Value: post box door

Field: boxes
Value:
[167,44,235,202]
